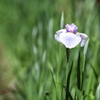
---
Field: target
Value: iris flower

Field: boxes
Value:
[54,23,88,49]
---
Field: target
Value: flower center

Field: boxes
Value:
[70,32,73,34]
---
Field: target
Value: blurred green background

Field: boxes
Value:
[0,0,100,100]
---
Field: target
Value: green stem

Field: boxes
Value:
[66,48,70,63]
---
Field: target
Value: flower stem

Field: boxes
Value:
[65,61,73,100]
[65,48,73,100]
[66,48,70,63]
[77,51,81,90]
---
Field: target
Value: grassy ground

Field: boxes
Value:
[0,0,100,100]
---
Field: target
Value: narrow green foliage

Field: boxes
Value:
[60,11,64,29]
[65,61,73,100]
[83,39,89,56]
[77,51,81,90]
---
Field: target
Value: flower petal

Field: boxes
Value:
[65,23,78,33]
[55,32,81,49]
[56,29,66,34]
[76,33,88,47]
[55,29,66,42]
[65,24,72,32]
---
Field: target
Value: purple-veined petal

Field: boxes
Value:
[55,32,81,49]
[73,27,78,34]
[76,33,88,47]
[66,24,72,32]
[65,23,78,33]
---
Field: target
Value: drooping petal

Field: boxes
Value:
[55,29,66,42]
[56,29,66,34]
[76,33,88,47]
[55,32,81,49]
[65,23,78,33]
